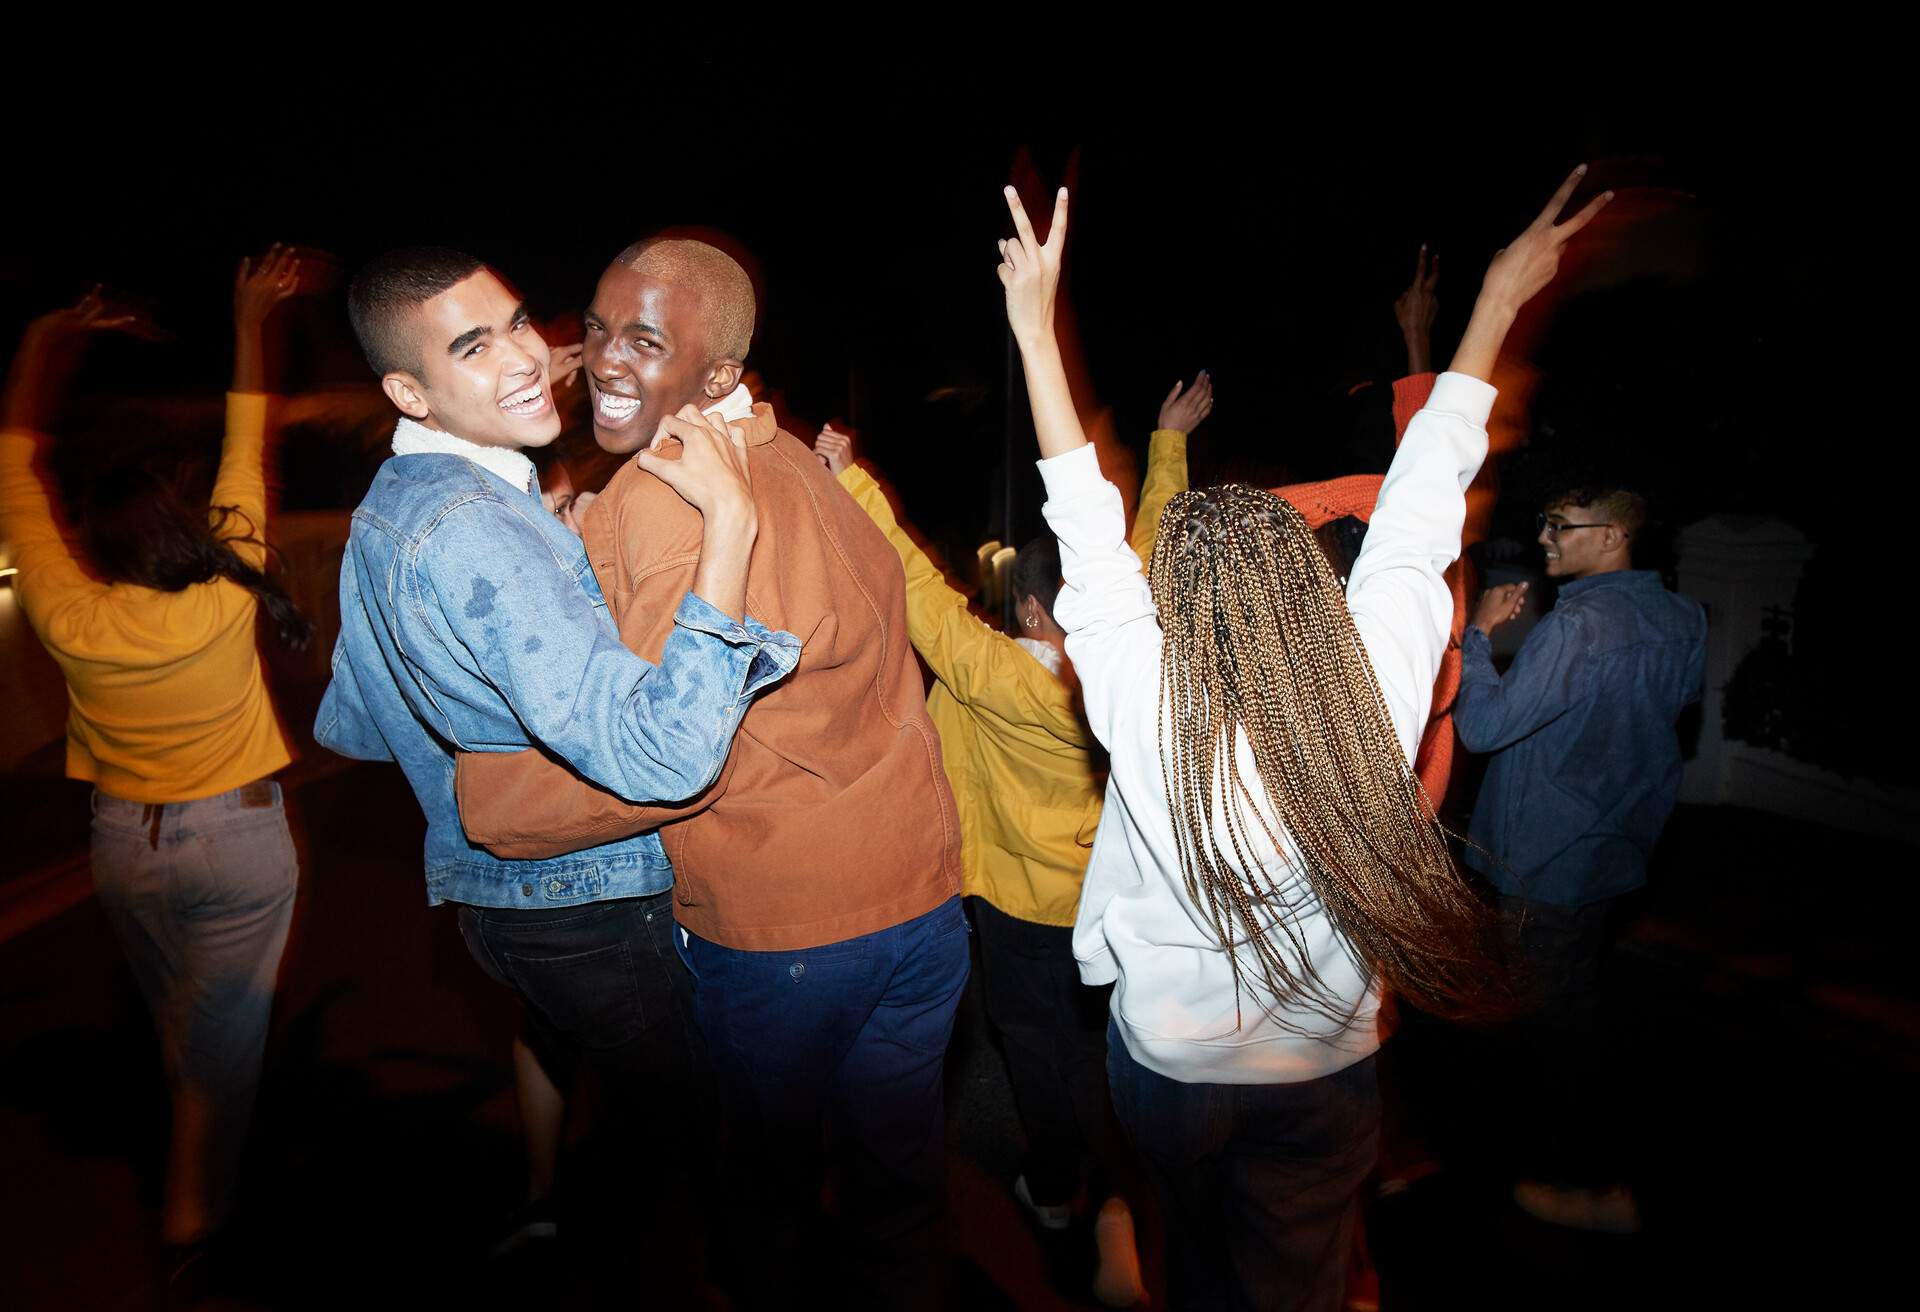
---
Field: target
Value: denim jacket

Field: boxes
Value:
[1457,569,1706,906]
[315,449,799,908]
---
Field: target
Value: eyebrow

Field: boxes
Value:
[620,319,668,341]
[446,303,530,357]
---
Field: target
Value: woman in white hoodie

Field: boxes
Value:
[995,168,1611,1311]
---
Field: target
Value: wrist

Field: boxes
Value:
[702,499,758,541]
[1467,291,1521,331]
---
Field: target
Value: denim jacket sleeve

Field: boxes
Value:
[1455,609,1590,754]
[412,494,798,803]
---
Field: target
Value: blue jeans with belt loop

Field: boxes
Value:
[89,781,299,1238]
[675,895,971,1311]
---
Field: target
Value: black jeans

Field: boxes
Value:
[1107,1026,1379,1312]
[456,890,702,1134]
[1498,892,1619,1182]
[970,896,1127,1208]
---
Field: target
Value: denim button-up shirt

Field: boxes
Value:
[315,450,800,908]
[1457,569,1706,906]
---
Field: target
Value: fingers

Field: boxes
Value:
[1535,164,1589,229]
[1425,250,1440,291]
[1004,185,1039,255]
[1414,244,1427,286]
[1044,187,1069,252]
[1163,379,1184,406]
[1554,189,1615,241]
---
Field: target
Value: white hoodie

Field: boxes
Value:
[1041,372,1494,1085]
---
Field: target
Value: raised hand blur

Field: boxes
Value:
[1394,246,1440,375]
[1157,370,1214,435]
[549,342,585,392]
[814,424,856,476]
[233,245,305,393]
[234,245,303,334]
[6,287,159,432]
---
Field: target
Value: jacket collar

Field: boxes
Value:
[1559,568,1663,599]
[389,415,535,493]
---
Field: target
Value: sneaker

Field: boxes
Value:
[1013,1174,1073,1232]
[1091,1197,1149,1307]
[1511,1180,1642,1234]
[490,1196,561,1259]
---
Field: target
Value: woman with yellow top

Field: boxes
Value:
[814,372,1208,1307]
[0,251,310,1285]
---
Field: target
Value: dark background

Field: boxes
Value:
[4,43,1874,568]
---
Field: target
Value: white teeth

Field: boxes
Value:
[597,392,640,419]
[500,385,544,411]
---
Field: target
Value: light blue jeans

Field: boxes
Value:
[90,781,298,1235]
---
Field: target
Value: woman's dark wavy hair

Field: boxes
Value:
[81,465,313,650]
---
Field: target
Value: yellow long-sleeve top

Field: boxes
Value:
[835,430,1187,927]
[0,393,292,802]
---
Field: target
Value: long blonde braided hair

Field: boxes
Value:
[1147,483,1504,1027]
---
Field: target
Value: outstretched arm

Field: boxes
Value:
[1347,167,1613,758]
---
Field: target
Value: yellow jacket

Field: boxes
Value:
[836,430,1187,927]
[0,393,292,802]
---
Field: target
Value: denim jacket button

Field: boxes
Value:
[549,879,564,894]
[789,962,805,981]
[520,883,534,897]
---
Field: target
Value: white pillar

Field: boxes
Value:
[1675,515,1814,804]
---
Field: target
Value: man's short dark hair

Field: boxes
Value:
[347,246,486,376]
[1544,484,1650,539]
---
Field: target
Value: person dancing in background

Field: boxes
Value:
[0,251,312,1298]
[997,169,1610,1310]
[811,371,1208,1307]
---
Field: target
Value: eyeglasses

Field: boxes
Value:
[1536,513,1612,541]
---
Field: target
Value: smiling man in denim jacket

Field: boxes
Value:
[314,248,798,1235]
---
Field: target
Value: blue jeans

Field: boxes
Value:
[675,895,970,1311]
[1107,1022,1379,1312]
[90,781,299,1235]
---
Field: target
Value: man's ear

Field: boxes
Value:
[702,358,744,400]
[381,371,431,421]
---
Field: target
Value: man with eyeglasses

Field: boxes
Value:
[1454,482,1706,1237]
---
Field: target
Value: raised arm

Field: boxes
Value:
[821,426,1082,729]
[1130,371,1206,562]
[0,292,156,624]
[1001,187,1164,750]
[215,247,305,567]
[1347,168,1612,757]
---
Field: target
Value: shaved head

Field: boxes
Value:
[617,237,756,362]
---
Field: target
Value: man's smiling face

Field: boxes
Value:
[399,270,558,450]
[582,263,718,455]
